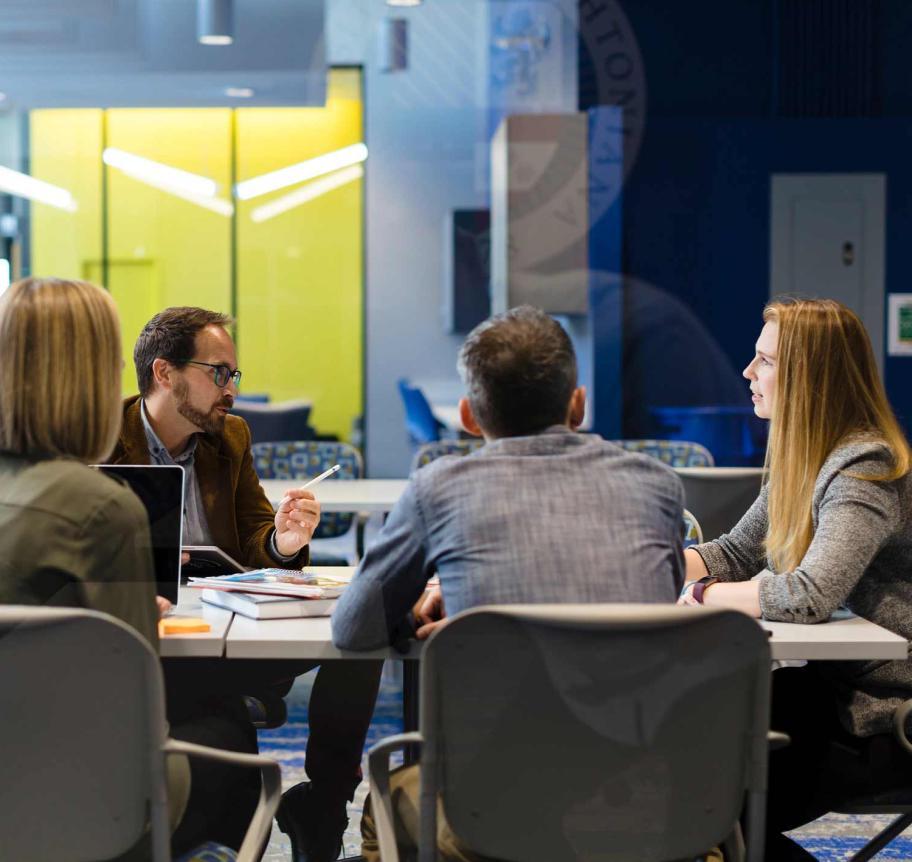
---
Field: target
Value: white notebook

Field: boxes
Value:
[201,588,336,620]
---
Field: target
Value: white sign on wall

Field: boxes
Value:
[888,293,912,356]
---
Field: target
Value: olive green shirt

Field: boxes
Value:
[0,453,159,650]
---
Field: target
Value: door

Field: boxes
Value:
[770,173,885,372]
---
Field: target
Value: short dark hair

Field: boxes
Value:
[458,306,578,438]
[134,306,233,397]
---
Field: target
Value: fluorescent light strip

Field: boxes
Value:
[250,164,363,223]
[163,186,234,217]
[0,166,76,212]
[103,148,218,198]
[0,259,10,297]
[236,143,367,201]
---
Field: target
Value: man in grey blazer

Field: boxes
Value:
[332,305,685,651]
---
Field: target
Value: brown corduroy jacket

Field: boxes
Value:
[110,395,308,569]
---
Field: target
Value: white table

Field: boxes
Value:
[673,466,766,479]
[213,610,906,663]
[262,479,408,513]
[225,615,419,660]
[432,404,463,432]
[761,614,907,661]
[158,597,234,658]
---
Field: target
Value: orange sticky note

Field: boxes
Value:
[159,617,211,636]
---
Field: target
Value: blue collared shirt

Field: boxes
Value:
[139,400,213,546]
[139,399,293,563]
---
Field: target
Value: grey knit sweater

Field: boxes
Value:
[694,438,912,737]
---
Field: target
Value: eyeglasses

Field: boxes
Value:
[183,360,242,389]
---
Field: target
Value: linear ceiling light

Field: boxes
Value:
[250,164,363,223]
[198,0,234,45]
[103,148,218,198]
[0,165,76,211]
[161,187,234,218]
[235,143,368,201]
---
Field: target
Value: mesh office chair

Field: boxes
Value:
[677,468,766,540]
[369,604,771,862]
[0,606,281,862]
[230,399,313,445]
[252,440,364,562]
[610,438,715,467]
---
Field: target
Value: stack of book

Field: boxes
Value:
[190,568,353,619]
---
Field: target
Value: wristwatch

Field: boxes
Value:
[691,576,720,604]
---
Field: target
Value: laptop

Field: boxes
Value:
[94,464,185,604]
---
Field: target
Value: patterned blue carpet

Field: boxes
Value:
[258,663,404,860]
[257,665,912,861]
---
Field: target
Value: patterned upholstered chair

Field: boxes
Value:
[252,441,363,561]
[609,439,715,467]
[411,438,485,472]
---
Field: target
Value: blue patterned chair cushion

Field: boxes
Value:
[609,439,715,468]
[412,438,485,471]
[251,441,363,540]
[175,841,238,862]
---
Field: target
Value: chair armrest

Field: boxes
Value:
[164,738,282,862]
[893,699,912,756]
[367,732,424,862]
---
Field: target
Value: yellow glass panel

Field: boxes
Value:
[30,109,103,281]
[236,68,363,441]
[105,109,233,393]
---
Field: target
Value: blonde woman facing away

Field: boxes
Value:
[0,278,260,858]
[680,298,912,861]
[0,277,160,639]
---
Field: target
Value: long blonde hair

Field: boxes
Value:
[0,277,123,462]
[765,298,911,572]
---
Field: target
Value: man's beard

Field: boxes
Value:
[174,377,232,435]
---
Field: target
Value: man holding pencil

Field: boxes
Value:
[111,306,381,862]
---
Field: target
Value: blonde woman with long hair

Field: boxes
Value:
[680,298,912,861]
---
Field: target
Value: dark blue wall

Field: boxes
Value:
[583,0,912,433]
[625,117,912,428]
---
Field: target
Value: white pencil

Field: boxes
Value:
[301,463,341,489]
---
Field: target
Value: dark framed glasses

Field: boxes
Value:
[184,360,242,389]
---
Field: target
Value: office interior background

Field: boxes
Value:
[0,0,908,478]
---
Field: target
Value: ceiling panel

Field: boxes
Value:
[0,0,326,107]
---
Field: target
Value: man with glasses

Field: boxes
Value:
[110,306,381,862]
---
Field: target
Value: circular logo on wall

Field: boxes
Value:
[500,0,646,273]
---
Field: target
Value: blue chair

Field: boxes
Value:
[252,441,363,563]
[397,379,447,448]
[411,438,485,472]
[610,438,715,467]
